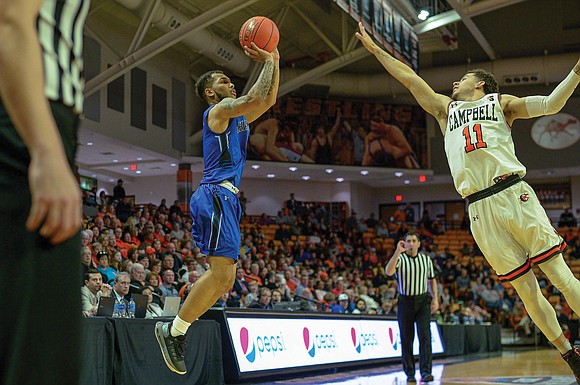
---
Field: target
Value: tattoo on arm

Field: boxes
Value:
[267,64,278,96]
[253,60,275,99]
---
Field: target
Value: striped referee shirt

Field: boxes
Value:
[38,0,90,114]
[395,252,436,296]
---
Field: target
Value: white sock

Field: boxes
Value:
[170,315,191,337]
[555,339,572,355]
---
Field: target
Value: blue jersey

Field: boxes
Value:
[199,105,250,187]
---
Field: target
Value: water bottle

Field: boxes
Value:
[118,301,126,318]
[113,302,120,318]
[128,298,136,319]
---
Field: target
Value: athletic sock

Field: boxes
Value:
[555,339,573,355]
[170,315,191,337]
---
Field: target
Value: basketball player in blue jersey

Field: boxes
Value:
[155,43,280,375]
[357,23,580,383]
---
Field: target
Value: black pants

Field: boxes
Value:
[0,101,81,385]
[397,293,433,378]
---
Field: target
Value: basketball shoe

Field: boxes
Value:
[155,322,187,374]
[562,346,580,385]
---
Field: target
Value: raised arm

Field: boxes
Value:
[355,23,451,126]
[385,240,405,276]
[502,58,580,125]
[0,0,81,244]
[209,45,279,129]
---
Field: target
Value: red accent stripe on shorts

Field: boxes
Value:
[498,259,531,282]
[530,241,567,265]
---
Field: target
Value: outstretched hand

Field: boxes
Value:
[355,22,377,52]
[243,42,278,63]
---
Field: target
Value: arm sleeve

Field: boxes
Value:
[525,70,580,117]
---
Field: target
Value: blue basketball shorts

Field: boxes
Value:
[190,184,241,261]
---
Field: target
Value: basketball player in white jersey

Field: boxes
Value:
[357,23,580,383]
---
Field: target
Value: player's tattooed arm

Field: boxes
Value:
[249,59,275,99]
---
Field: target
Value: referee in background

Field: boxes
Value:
[386,232,439,383]
[0,1,90,385]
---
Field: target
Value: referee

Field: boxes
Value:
[0,1,89,385]
[386,232,438,383]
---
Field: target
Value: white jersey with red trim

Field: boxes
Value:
[444,93,526,198]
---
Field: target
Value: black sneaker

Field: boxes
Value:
[407,377,416,383]
[422,374,434,382]
[155,322,187,374]
[563,346,580,385]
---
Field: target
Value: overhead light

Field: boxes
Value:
[302,176,310,181]
[123,167,129,171]
[418,9,430,20]
[395,172,404,177]
[136,170,142,174]
[336,177,344,183]
[91,174,96,177]
[86,142,94,146]
[109,178,115,182]
[252,164,260,170]
[113,159,119,163]
[289,166,298,172]
[360,170,369,176]
[170,163,177,167]
[325,168,334,174]
[404,179,410,185]
[137,157,143,161]
[267,174,275,178]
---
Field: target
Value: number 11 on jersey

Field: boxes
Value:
[462,124,488,153]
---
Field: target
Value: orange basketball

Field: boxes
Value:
[239,16,279,53]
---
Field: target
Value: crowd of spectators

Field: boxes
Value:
[80,190,580,339]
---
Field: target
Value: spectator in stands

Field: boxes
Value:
[232,267,250,300]
[511,299,532,336]
[112,272,131,307]
[81,246,95,281]
[113,179,126,201]
[81,269,112,316]
[245,281,260,307]
[161,253,176,274]
[249,287,273,310]
[159,269,179,299]
[271,289,283,306]
[165,242,183,272]
[129,263,146,296]
[376,220,390,238]
[178,270,200,300]
[214,292,230,308]
[294,274,310,297]
[140,286,164,318]
[146,272,163,305]
[352,298,368,314]
[96,251,116,285]
[365,213,378,229]
[559,208,577,228]
[110,251,123,272]
[195,253,210,277]
[404,203,415,223]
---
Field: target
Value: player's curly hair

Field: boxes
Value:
[195,70,223,102]
[467,68,499,94]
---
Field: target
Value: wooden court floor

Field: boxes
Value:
[247,348,578,385]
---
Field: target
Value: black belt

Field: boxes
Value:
[466,174,522,204]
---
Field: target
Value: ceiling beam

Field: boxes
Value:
[287,2,342,57]
[126,0,161,55]
[277,47,369,98]
[446,0,496,60]
[84,0,259,97]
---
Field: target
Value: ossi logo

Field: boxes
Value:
[350,327,380,354]
[239,327,286,363]
[240,327,256,362]
[303,327,338,358]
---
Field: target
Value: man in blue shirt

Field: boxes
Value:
[155,43,280,375]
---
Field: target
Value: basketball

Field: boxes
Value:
[239,16,279,53]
